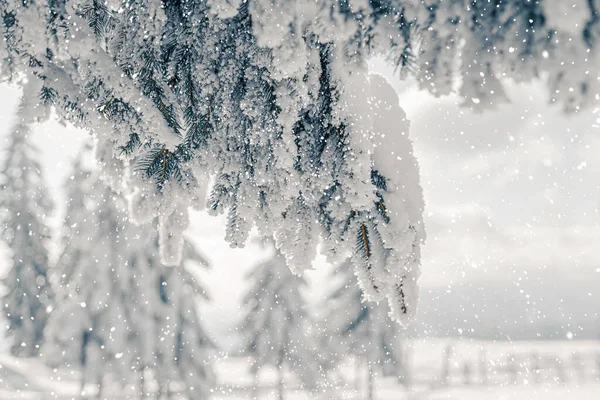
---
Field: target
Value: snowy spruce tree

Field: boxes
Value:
[131,235,215,399]
[43,154,137,396]
[240,243,320,399]
[52,144,95,290]
[0,93,54,357]
[323,259,406,400]
[2,0,598,323]
[44,151,214,398]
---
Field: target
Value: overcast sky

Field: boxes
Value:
[1,65,599,343]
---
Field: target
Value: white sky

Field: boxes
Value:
[1,65,599,344]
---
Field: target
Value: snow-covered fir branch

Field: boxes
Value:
[1,0,598,324]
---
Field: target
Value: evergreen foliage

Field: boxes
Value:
[0,93,54,357]
[1,0,597,323]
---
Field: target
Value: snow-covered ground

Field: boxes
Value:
[2,339,599,399]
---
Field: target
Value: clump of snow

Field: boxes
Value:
[207,0,242,19]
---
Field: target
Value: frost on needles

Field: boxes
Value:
[2,0,599,324]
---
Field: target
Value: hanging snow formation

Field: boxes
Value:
[1,0,598,323]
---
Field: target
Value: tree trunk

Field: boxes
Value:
[367,363,374,400]
[277,366,284,400]
[479,349,488,386]
[252,371,259,400]
[440,344,453,386]
[462,363,472,386]
[166,382,173,400]
[353,357,361,394]
[80,376,86,400]
[96,378,103,400]
[506,354,518,385]
[531,352,542,384]
[156,378,163,400]
[401,347,412,389]
[555,357,566,385]
[139,367,145,400]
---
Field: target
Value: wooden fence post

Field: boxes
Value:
[440,344,454,386]
[479,349,488,386]
[555,356,566,385]
[571,352,585,383]
[506,353,518,385]
[462,363,472,386]
[530,352,542,384]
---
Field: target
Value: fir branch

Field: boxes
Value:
[77,0,117,40]
[39,86,58,106]
[135,147,183,189]
[138,49,182,136]
[359,223,371,258]
[119,133,141,156]
[340,209,356,237]
[375,194,390,224]
[370,169,388,191]
[183,93,212,152]
[393,281,408,315]
[207,174,230,214]
[99,96,140,125]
